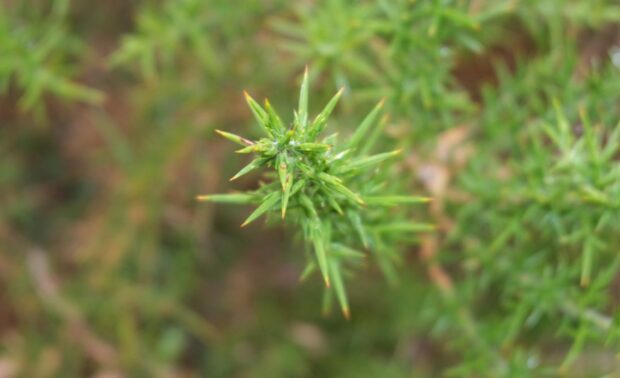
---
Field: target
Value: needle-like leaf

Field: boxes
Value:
[339,149,401,173]
[265,98,284,136]
[215,129,254,147]
[196,193,254,204]
[329,260,350,319]
[297,142,331,152]
[308,87,344,139]
[240,192,279,227]
[244,91,272,136]
[229,158,265,181]
[346,98,384,150]
[318,172,365,205]
[298,66,309,131]
[364,195,432,206]
[311,227,331,287]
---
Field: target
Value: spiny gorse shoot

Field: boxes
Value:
[198,68,431,318]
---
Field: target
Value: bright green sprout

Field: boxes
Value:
[198,67,432,318]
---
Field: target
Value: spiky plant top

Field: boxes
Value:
[198,68,431,318]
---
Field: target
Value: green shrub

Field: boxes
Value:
[2,0,620,376]
[199,69,431,317]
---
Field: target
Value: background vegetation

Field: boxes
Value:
[1,0,620,376]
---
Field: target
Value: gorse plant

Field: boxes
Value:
[0,0,102,115]
[109,0,218,80]
[447,82,620,373]
[5,0,620,376]
[198,68,431,317]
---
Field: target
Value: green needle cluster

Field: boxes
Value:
[198,68,431,318]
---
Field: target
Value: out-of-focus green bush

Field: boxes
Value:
[1,0,620,376]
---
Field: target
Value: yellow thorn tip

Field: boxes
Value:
[243,90,254,102]
[342,308,351,320]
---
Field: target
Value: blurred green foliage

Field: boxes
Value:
[0,0,102,116]
[1,0,620,377]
